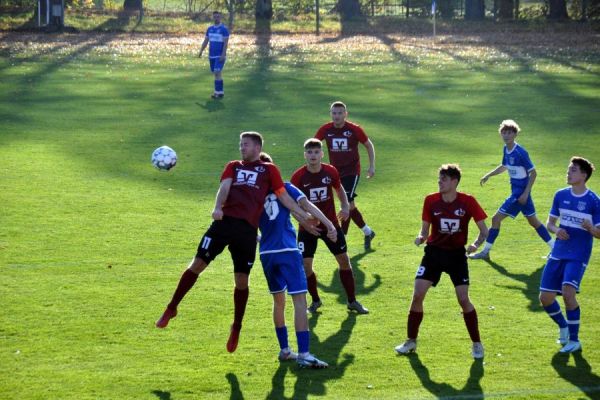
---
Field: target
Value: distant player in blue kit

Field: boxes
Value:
[198,11,229,99]
[539,156,600,353]
[470,120,554,260]
[258,152,336,368]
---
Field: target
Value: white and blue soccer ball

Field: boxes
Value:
[151,146,177,171]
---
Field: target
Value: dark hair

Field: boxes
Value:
[240,131,263,147]
[213,10,221,14]
[439,163,462,183]
[259,152,273,163]
[498,119,520,135]
[303,138,322,150]
[571,156,595,182]
[330,101,347,111]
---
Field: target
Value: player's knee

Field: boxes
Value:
[189,258,207,274]
[539,291,554,306]
[491,214,503,227]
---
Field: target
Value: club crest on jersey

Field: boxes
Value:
[454,208,466,217]
[332,138,348,151]
[309,187,328,202]
[322,176,332,184]
[236,170,258,186]
[509,157,515,164]
[577,201,587,211]
[255,166,266,173]
[440,218,460,234]
[343,130,353,137]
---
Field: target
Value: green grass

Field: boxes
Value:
[1,31,600,399]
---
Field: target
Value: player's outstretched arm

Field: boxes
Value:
[212,178,232,220]
[546,215,569,240]
[364,139,376,178]
[298,197,337,242]
[480,165,507,186]
[415,221,430,246]
[278,191,311,222]
[467,219,489,254]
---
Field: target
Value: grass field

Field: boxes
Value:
[1,30,600,399]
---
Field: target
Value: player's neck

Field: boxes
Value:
[306,163,322,173]
[571,183,587,195]
[505,142,516,151]
[333,121,345,129]
[441,190,457,203]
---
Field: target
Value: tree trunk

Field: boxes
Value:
[464,0,485,19]
[497,0,514,19]
[547,0,568,19]
[336,0,363,20]
[255,0,272,19]
[439,0,455,19]
[224,0,235,28]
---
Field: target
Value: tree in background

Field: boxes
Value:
[335,0,363,20]
[547,0,569,18]
[255,0,272,19]
[464,0,485,19]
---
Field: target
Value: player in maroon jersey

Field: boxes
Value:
[395,164,489,359]
[156,132,314,354]
[315,101,376,250]
[290,138,369,314]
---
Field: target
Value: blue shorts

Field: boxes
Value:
[498,193,536,218]
[540,258,587,293]
[209,57,226,73]
[259,251,307,295]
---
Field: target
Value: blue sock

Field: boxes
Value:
[544,300,568,328]
[215,79,223,93]
[487,228,500,245]
[566,307,580,342]
[535,224,552,243]
[296,330,310,354]
[275,326,288,350]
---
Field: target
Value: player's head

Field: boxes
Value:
[498,119,520,143]
[239,131,263,162]
[568,156,595,184]
[438,164,461,193]
[304,138,324,166]
[330,101,348,127]
[212,11,221,24]
[259,152,273,163]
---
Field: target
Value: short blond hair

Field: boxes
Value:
[498,120,520,134]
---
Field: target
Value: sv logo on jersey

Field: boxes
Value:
[236,170,258,185]
[322,176,332,184]
[309,187,328,202]
[343,130,353,137]
[255,166,266,173]
[440,218,460,234]
[332,138,348,151]
[454,208,466,217]
[577,201,587,211]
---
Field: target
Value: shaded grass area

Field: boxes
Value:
[1,31,600,399]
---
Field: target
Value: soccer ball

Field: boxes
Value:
[151,146,177,171]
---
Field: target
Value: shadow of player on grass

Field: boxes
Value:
[484,259,545,312]
[317,251,381,306]
[265,312,357,399]
[408,353,484,399]
[552,352,600,399]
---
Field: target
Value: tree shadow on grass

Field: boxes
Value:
[551,351,600,399]
[266,312,357,399]
[407,353,485,399]
[483,259,545,312]
[317,251,382,306]
[151,389,171,399]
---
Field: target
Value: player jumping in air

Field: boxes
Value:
[395,164,488,359]
[469,120,554,260]
[258,152,333,368]
[156,132,313,354]
[291,138,369,315]
[539,156,600,353]
[315,101,376,250]
[198,11,229,99]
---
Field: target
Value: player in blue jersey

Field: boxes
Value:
[539,156,600,353]
[469,120,554,260]
[258,153,337,368]
[198,11,229,99]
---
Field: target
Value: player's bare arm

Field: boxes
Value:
[546,215,569,240]
[582,219,600,239]
[335,186,350,221]
[198,37,209,57]
[363,139,376,178]
[220,37,228,62]
[212,178,232,220]
[278,190,312,224]
[467,219,489,254]
[415,221,430,246]
[518,169,537,205]
[480,165,507,186]
[298,197,338,242]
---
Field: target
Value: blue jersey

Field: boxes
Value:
[205,24,229,59]
[259,183,305,255]
[502,143,534,193]
[549,187,600,264]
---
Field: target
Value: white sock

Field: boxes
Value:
[482,242,493,253]
[362,225,373,235]
[548,239,555,249]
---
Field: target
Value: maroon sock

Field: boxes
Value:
[407,311,424,340]
[341,217,351,235]
[339,268,356,303]
[167,269,199,310]
[350,208,366,229]
[232,287,249,331]
[463,309,481,342]
[306,272,320,302]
